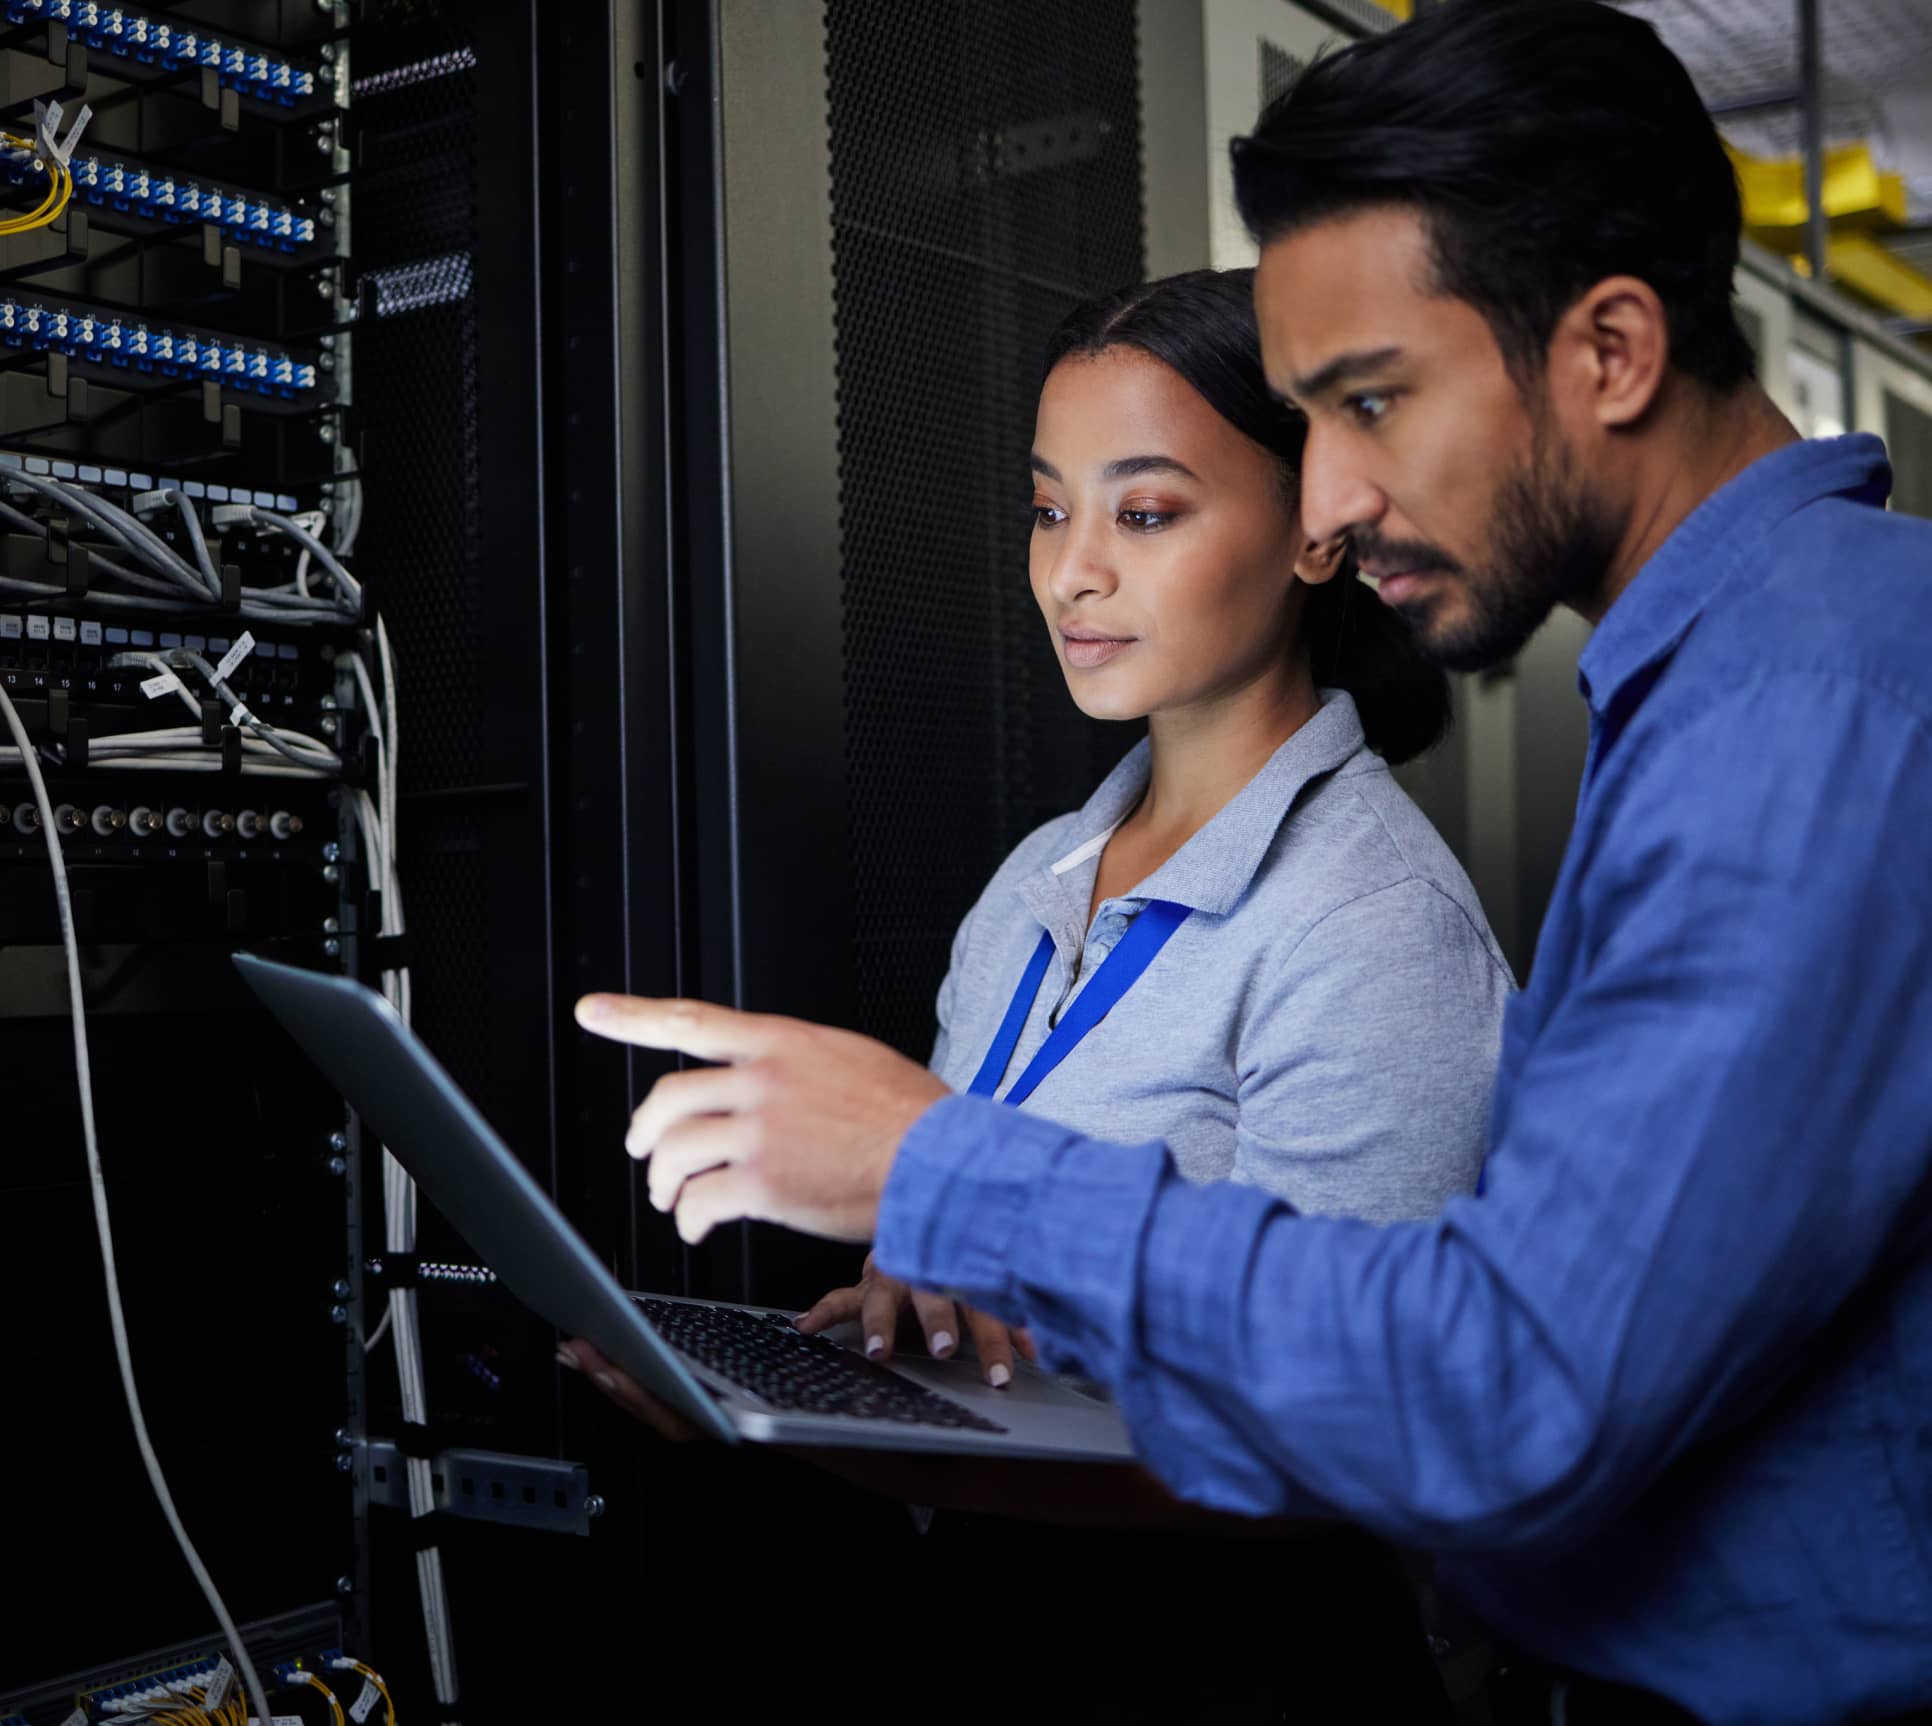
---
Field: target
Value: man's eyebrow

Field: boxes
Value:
[1288,345,1405,405]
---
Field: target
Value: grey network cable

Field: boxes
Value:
[246,506,362,611]
[0,475,357,622]
[0,677,277,1726]
[5,469,207,600]
[167,489,222,601]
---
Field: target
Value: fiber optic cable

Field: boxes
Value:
[285,1669,346,1726]
[327,1658,396,1726]
[0,133,70,237]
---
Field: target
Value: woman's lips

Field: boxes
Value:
[1062,634,1135,669]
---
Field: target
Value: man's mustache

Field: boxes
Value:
[1349,531,1467,580]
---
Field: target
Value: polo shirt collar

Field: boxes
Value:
[1577,433,1891,719]
[1015,688,1368,929]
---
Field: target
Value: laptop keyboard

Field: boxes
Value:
[636,1298,1007,1433]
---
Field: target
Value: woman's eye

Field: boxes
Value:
[1118,508,1174,532]
[1345,392,1393,427]
[1030,503,1066,528]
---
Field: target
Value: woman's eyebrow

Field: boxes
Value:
[1029,453,1202,483]
[1103,454,1199,482]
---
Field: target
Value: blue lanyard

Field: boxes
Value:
[967,900,1191,1107]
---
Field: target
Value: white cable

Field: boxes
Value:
[0,679,275,1726]
[354,629,457,1709]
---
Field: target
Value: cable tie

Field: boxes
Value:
[373,1252,419,1290]
[369,932,413,974]
[395,1418,443,1461]
[399,1509,450,1553]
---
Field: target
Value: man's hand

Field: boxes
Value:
[574,994,950,1244]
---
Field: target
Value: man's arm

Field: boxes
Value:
[584,679,1932,1549]
[877,678,1932,1544]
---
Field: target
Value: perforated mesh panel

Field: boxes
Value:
[1261,40,1304,111]
[826,0,1145,1058]
[349,0,487,1094]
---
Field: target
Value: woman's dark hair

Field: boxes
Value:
[1043,268,1451,765]
[1231,0,1755,392]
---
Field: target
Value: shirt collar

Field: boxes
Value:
[1576,433,1891,717]
[1017,688,1368,927]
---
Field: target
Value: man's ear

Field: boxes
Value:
[1294,535,1348,585]
[1553,274,1670,430]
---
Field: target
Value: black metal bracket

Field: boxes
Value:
[359,1439,600,1537]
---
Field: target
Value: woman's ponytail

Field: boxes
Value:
[1301,556,1451,764]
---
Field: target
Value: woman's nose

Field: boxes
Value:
[1047,518,1119,605]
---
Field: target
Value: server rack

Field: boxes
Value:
[0,1,1192,1715]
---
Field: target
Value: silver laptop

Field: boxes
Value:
[234,954,1135,1461]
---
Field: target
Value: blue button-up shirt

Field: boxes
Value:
[876,435,1932,1725]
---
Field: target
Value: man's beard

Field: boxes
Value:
[1357,424,1624,674]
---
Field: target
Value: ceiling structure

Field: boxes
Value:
[1611,0,1932,282]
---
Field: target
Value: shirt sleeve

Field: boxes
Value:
[876,676,1932,1547]
[1231,877,1508,1221]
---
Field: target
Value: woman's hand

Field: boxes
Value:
[558,1338,704,1442]
[793,1252,1035,1387]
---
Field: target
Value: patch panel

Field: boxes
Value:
[1,794,311,840]
[80,1650,224,1716]
[0,295,319,397]
[0,450,301,512]
[1,3,322,107]
[0,143,321,256]
[1,623,338,699]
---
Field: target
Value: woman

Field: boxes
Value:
[797,268,1510,1380]
[574,270,1512,1722]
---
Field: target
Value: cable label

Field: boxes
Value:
[349,1678,381,1723]
[203,1656,236,1712]
[140,668,187,700]
[215,630,255,682]
[246,1716,305,1725]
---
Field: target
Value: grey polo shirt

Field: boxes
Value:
[929,690,1513,1222]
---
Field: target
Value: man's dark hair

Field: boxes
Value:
[1045,269,1452,764]
[1232,0,1756,392]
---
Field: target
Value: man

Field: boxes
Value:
[572,3,1932,1721]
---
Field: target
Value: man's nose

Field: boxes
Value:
[1298,421,1385,547]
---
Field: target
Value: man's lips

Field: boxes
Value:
[1362,566,1448,607]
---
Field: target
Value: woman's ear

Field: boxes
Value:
[1294,536,1347,586]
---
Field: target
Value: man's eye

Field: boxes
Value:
[1119,509,1174,532]
[1346,392,1393,427]
[1031,504,1066,528]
